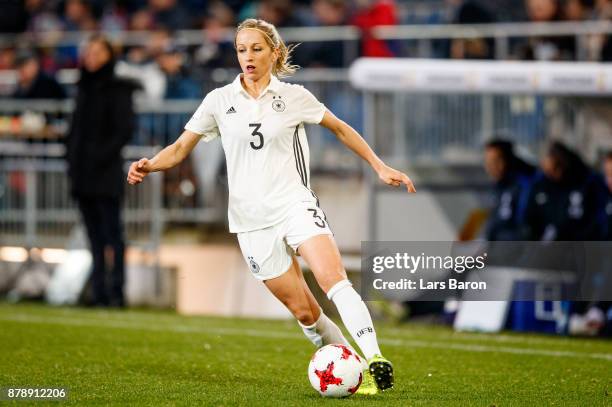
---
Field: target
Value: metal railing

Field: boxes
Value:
[366,92,584,166]
[0,143,164,250]
[2,21,612,61]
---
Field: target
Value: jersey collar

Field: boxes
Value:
[233,74,281,99]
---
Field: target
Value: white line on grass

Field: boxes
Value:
[2,313,611,362]
[2,308,572,348]
[9,305,592,349]
[7,307,589,348]
[54,308,599,349]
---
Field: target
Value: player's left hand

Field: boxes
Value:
[377,164,416,193]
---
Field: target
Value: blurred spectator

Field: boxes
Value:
[12,50,66,99]
[597,152,612,331]
[257,0,306,27]
[116,29,172,100]
[595,0,612,17]
[10,49,66,144]
[605,150,612,239]
[99,1,130,32]
[121,27,172,65]
[116,55,165,100]
[562,0,596,20]
[586,151,612,336]
[129,7,155,30]
[148,0,193,30]
[66,34,139,307]
[350,0,399,57]
[54,0,98,69]
[570,152,612,337]
[515,0,576,60]
[469,0,525,22]
[23,0,82,69]
[313,0,348,28]
[156,45,201,99]
[25,0,65,33]
[451,1,496,60]
[294,0,348,67]
[483,140,535,241]
[145,28,174,58]
[193,1,236,69]
[0,48,17,70]
[63,0,98,31]
[600,34,612,61]
[526,0,563,20]
[523,141,608,241]
[204,0,236,31]
[597,1,612,60]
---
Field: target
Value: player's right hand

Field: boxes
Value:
[127,158,152,185]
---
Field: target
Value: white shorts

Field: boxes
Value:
[237,201,333,281]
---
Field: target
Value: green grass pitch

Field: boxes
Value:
[0,303,610,406]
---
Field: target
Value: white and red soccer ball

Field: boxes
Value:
[308,344,363,398]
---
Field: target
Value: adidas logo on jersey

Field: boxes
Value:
[226,106,237,114]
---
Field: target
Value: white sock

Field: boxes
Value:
[298,320,323,348]
[298,311,350,348]
[299,311,368,369]
[327,280,381,360]
[315,312,351,347]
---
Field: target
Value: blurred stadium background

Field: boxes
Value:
[1,0,612,333]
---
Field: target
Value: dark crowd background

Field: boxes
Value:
[2,0,612,85]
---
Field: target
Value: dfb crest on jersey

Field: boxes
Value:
[248,256,260,274]
[272,95,286,112]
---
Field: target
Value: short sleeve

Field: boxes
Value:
[185,90,220,142]
[297,86,326,124]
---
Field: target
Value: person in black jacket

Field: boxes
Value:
[593,152,612,335]
[589,151,612,335]
[518,140,608,300]
[66,34,138,307]
[605,151,612,240]
[523,142,607,242]
[484,139,536,241]
[569,151,612,336]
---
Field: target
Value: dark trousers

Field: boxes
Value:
[77,196,125,305]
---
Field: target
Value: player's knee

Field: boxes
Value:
[316,269,347,294]
[276,293,315,324]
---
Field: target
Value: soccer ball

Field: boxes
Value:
[308,344,363,398]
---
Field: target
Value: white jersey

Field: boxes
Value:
[185,74,326,233]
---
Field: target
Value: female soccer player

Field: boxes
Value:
[128,18,415,394]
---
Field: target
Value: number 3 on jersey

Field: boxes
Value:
[249,123,264,150]
[307,208,326,228]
